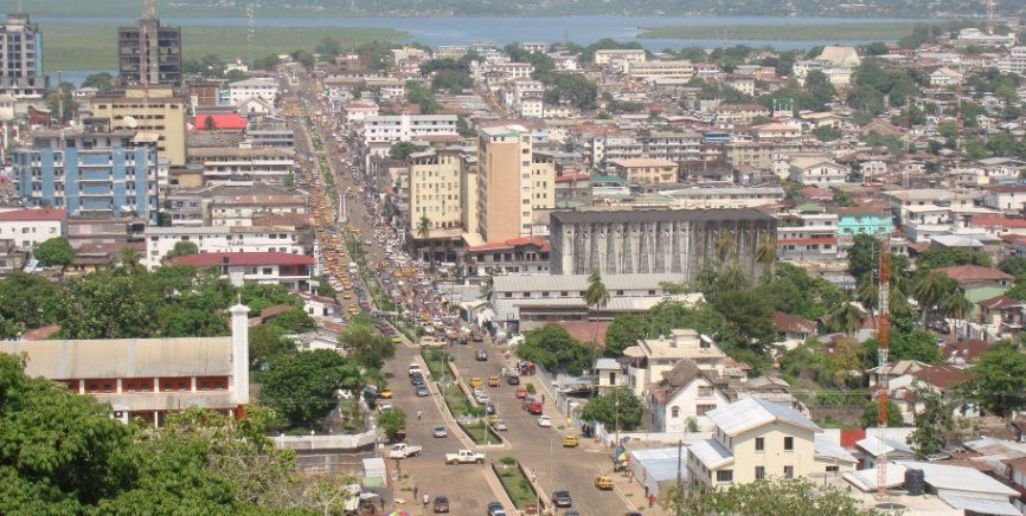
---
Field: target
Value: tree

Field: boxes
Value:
[755,234,776,271]
[417,215,431,240]
[662,478,874,516]
[846,234,879,282]
[388,141,424,160]
[908,389,955,457]
[0,272,61,338]
[249,325,295,369]
[82,72,115,92]
[406,80,440,113]
[118,247,144,275]
[516,324,594,375]
[580,387,643,431]
[253,54,281,70]
[338,316,394,369]
[827,291,866,335]
[604,314,645,357]
[542,73,598,111]
[314,37,342,58]
[57,273,158,339]
[913,271,958,324]
[203,114,216,130]
[583,269,609,310]
[860,399,904,428]
[266,308,316,333]
[963,341,1026,418]
[378,408,407,441]
[260,349,353,429]
[891,330,942,363]
[34,237,73,268]
[165,240,199,260]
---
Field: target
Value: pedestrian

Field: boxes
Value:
[648,494,655,507]
[422,493,429,507]
[417,409,422,420]
[413,485,418,501]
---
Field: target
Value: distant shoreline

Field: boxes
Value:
[638,22,924,41]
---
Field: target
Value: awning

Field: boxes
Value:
[623,346,645,359]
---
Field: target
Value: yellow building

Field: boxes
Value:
[408,148,464,235]
[91,85,188,166]
[530,151,556,211]
[608,158,678,185]
[477,125,533,242]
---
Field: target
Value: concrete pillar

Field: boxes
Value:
[78,379,85,395]
[229,302,251,405]
[116,378,123,394]
[191,376,197,393]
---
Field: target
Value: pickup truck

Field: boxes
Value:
[388,443,423,459]
[445,449,486,465]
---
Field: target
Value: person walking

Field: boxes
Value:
[417,409,422,421]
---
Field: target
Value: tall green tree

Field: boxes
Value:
[339,316,394,370]
[963,341,1026,418]
[827,290,866,335]
[583,269,610,310]
[662,478,874,516]
[260,349,355,429]
[860,399,904,428]
[165,240,199,260]
[0,272,61,338]
[34,237,74,268]
[378,408,407,441]
[580,387,643,431]
[517,324,594,375]
[908,389,955,457]
[57,273,158,339]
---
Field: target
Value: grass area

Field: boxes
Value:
[638,22,920,41]
[494,460,540,510]
[442,383,482,419]
[461,421,502,445]
[40,23,407,71]
[340,398,365,433]
[421,349,452,380]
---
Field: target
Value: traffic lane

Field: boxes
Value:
[450,345,630,516]
[387,340,497,515]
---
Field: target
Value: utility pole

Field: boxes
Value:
[875,240,891,500]
[675,438,684,516]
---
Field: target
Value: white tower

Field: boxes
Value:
[229,302,251,405]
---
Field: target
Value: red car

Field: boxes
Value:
[526,400,543,415]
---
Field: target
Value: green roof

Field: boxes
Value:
[797,203,825,213]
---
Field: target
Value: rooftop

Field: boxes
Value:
[550,208,775,225]
[169,252,314,267]
[707,398,821,437]
[0,208,65,222]
[935,264,1012,284]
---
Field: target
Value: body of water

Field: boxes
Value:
[38,14,922,51]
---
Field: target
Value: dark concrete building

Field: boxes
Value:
[549,208,776,281]
[118,11,182,87]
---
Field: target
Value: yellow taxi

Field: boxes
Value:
[468,377,483,389]
[487,376,500,388]
[379,388,393,399]
[391,336,402,344]
[594,475,613,490]
[562,436,580,448]
[342,293,352,300]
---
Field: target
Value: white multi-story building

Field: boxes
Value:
[227,78,279,106]
[143,225,304,269]
[788,157,849,186]
[999,47,1026,75]
[510,79,545,118]
[187,146,295,185]
[168,251,313,290]
[0,208,64,250]
[594,49,647,66]
[626,60,695,80]
[361,114,459,146]
[660,187,786,210]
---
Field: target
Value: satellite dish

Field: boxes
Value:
[123,116,138,128]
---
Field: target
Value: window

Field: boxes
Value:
[755,466,765,480]
[755,437,764,452]
[698,386,713,397]
[826,465,839,473]
[784,437,794,451]
[671,406,680,418]
[783,466,794,479]
[697,404,716,415]
[715,470,733,482]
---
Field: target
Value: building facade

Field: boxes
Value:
[14,127,160,222]
[549,208,777,281]
[476,125,555,243]
[90,86,188,166]
[143,225,306,269]
[0,13,45,98]
[187,146,295,185]
[117,15,182,87]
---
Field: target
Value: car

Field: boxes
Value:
[475,349,488,361]
[378,388,393,399]
[391,336,402,344]
[485,402,496,415]
[433,495,450,513]
[564,512,580,516]
[551,490,572,508]
[562,436,579,448]
[468,377,484,388]
[493,419,508,431]
[488,375,500,387]
[432,426,448,438]
[416,386,431,397]
[378,401,393,412]
[506,375,520,386]
[475,393,490,404]
[411,376,425,387]
[487,502,504,516]
[537,415,552,427]
[594,475,615,490]
[515,386,528,399]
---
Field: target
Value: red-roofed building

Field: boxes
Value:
[967,215,1026,237]
[192,113,248,131]
[0,208,65,250]
[169,251,312,290]
[773,311,817,343]
[978,295,1025,337]
[463,236,550,277]
[942,339,992,367]
[777,235,838,262]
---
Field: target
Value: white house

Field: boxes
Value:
[168,251,313,290]
[227,78,279,106]
[788,156,849,186]
[143,225,305,270]
[929,67,964,87]
[623,329,727,397]
[0,208,64,250]
[648,359,730,433]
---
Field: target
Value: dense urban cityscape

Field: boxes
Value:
[3,1,1026,514]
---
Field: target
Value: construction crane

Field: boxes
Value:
[876,239,891,499]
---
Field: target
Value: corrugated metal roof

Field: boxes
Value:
[493,273,687,292]
[688,439,733,469]
[708,398,820,436]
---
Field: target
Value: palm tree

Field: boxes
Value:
[718,261,749,291]
[119,247,144,275]
[828,290,866,336]
[913,272,955,324]
[754,234,776,273]
[479,267,495,299]
[714,227,736,264]
[940,289,973,338]
[416,215,432,265]
[856,277,879,325]
[583,269,610,310]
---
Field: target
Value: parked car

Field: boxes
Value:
[487,502,504,516]
[433,426,448,438]
[493,419,508,431]
[537,415,552,427]
[552,490,573,508]
[416,386,430,397]
[475,349,488,361]
[485,402,496,415]
[433,495,450,513]
[506,375,520,386]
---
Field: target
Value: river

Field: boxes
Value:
[39,14,920,51]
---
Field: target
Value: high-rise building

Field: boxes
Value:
[117,3,182,87]
[13,120,160,223]
[90,85,188,166]
[476,125,555,243]
[0,13,45,98]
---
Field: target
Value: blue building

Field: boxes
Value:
[836,206,895,236]
[14,122,160,222]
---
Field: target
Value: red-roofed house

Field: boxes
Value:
[967,216,1026,237]
[192,113,248,131]
[935,265,1013,314]
[773,311,818,345]
[169,251,313,290]
[887,364,973,423]
[942,339,991,367]
[978,295,1025,338]
[463,236,550,277]
[0,208,65,249]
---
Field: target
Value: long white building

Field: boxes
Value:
[227,78,279,106]
[143,225,304,270]
[361,114,459,145]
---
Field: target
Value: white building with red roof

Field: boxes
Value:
[0,208,65,250]
[169,251,313,290]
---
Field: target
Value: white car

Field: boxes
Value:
[475,393,490,404]
[537,415,552,427]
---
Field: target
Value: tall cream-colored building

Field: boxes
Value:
[476,125,554,243]
[91,85,188,166]
[407,148,464,234]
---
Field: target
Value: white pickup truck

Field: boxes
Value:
[388,443,423,459]
[445,449,486,465]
